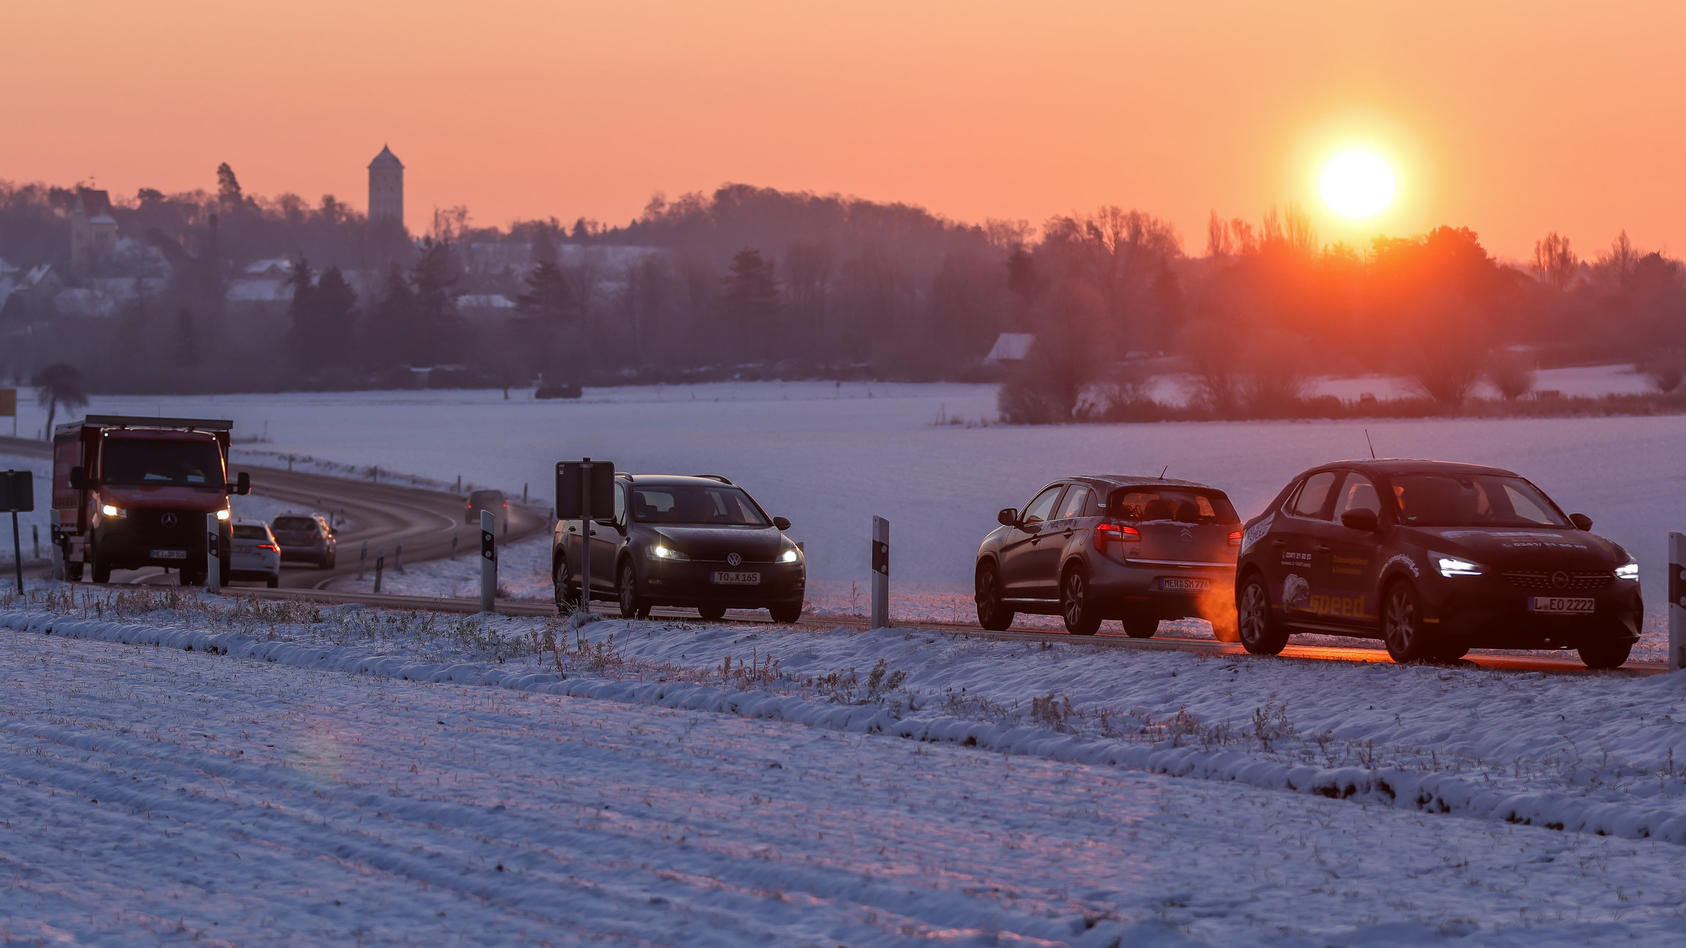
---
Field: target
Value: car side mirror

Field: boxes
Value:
[231,471,251,495]
[1569,512,1593,531]
[1340,509,1380,532]
[773,516,792,531]
[69,465,88,490]
[998,507,1019,527]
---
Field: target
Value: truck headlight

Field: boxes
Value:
[1433,554,1483,577]
[778,547,801,564]
[649,544,689,561]
[216,508,232,522]
[101,503,126,519]
[1615,559,1639,581]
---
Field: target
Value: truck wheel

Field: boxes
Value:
[67,561,85,582]
[92,558,112,584]
[1122,615,1159,638]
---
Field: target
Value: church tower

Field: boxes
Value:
[367,145,404,228]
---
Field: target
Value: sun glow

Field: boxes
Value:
[1320,150,1396,218]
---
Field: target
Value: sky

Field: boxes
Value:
[4,0,1683,261]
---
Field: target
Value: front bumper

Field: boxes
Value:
[93,514,223,571]
[1087,554,1236,619]
[639,558,806,608]
[1421,578,1642,648]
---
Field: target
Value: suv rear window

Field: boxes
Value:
[1108,487,1238,525]
[273,517,318,532]
[233,525,268,540]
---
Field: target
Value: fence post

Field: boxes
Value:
[871,516,890,629]
[395,541,404,574]
[480,509,497,613]
[374,553,385,593]
[204,513,221,594]
[358,540,368,579]
[451,534,460,559]
[1670,532,1685,672]
[32,524,40,560]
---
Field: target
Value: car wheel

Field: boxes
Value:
[974,562,1014,631]
[554,559,581,614]
[1578,639,1632,670]
[1122,615,1159,638]
[1061,567,1101,636]
[697,604,728,622]
[328,553,338,569]
[617,560,646,620]
[1237,573,1288,656]
[1381,580,1429,663]
[768,601,803,623]
[66,561,84,582]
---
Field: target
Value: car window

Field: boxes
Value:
[233,525,267,540]
[1289,471,1338,520]
[1333,473,1381,520]
[1053,485,1092,521]
[1393,473,1571,527]
[1109,487,1239,524]
[1020,486,1066,526]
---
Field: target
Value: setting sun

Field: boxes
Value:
[1320,150,1396,218]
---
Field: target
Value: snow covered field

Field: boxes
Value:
[5,378,1683,653]
[5,587,1686,943]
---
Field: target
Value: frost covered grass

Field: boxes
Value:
[8,584,1686,853]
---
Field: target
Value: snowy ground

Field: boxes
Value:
[5,587,1686,943]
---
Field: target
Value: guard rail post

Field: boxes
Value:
[374,552,385,593]
[480,509,497,613]
[870,516,890,629]
[204,513,221,594]
[1669,532,1685,672]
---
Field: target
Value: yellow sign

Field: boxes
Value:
[0,388,14,418]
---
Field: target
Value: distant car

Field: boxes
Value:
[974,475,1242,638]
[466,489,508,530]
[1234,460,1642,668]
[270,513,337,568]
[553,474,805,623]
[229,520,281,588]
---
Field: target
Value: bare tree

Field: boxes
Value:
[1532,232,1577,290]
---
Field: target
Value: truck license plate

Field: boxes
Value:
[1159,577,1210,591]
[1529,596,1594,614]
[151,549,187,560]
[711,571,760,585]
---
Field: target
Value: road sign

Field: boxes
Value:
[0,470,32,513]
[555,459,615,520]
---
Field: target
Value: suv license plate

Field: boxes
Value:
[1159,577,1210,591]
[712,571,760,586]
[1529,596,1594,614]
[151,549,187,560]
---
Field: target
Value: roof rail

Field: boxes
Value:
[694,473,734,485]
[81,414,234,432]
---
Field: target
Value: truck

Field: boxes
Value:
[52,415,252,584]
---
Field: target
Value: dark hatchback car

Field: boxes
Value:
[270,513,337,568]
[974,475,1243,637]
[1234,460,1642,668]
[553,474,805,622]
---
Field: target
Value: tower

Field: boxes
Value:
[367,145,404,228]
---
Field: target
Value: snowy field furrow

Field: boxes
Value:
[7,622,1686,944]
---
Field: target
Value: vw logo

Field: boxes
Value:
[1551,570,1570,589]
[160,513,178,527]
[726,552,742,567]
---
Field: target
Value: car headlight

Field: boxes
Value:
[649,544,689,561]
[216,508,232,522]
[778,547,801,564]
[1615,559,1639,581]
[1433,553,1484,577]
[101,503,126,519]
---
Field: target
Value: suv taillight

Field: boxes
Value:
[1094,521,1140,555]
[1228,530,1243,547]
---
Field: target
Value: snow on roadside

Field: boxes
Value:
[5,585,1686,853]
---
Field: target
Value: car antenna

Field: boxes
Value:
[1159,464,1169,480]
[1363,428,1377,460]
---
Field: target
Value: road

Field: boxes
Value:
[5,434,1663,677]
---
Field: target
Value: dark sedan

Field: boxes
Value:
[1234,460,1642,668]
[552,474,805,622]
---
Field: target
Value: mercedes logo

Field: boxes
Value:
[726,552,742,567]
[160,513,178,527]
[1551,570,1570,589]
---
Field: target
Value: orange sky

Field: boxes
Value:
[5,0,1683,261]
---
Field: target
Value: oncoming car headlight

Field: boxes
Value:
[1615,559,1639,581]
[216,508,232,522]
[100,503,126,519]
[1433,554,1484,578]
[778,547,801,564]
[649,544,689,562]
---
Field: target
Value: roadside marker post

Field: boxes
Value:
[395,542,404,574]
[204,514,221,594]
[1670,532,1685,672]
[358,541,368,579]
[374,553,385,593]
[871,516,890,629]
[480,509,497,613]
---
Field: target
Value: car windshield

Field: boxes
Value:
[1391,473,1571,528]
[631,484,768,526]
[101,438,224,487]
[272,517,318,532]
[1108,487,1239,525]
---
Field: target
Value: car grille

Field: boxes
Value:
[1503,570,1612,591]
[135,509,202,544]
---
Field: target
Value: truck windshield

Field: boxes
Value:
[101,439,225,487]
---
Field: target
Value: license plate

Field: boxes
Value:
[151,549,187,560]
[1529,596,1595,614]
[711,571,760,586]
[1159,577,1210,591]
